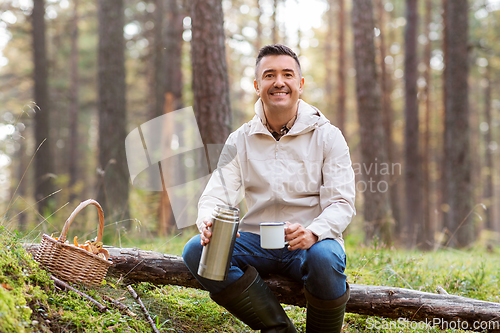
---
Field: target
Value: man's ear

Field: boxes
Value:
[254,79,260,96]
[299,77,305,95]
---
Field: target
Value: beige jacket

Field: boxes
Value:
[196,99,356,249]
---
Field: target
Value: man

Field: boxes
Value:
[183,44,355,332]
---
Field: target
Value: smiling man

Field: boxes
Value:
[183,45,356,332]
[254,52,304,137]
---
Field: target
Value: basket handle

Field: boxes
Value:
[58,199,105,243]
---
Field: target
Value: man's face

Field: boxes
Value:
[254,55,304,115]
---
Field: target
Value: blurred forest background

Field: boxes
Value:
[0,0,499,251]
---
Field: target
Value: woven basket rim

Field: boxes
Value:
[41,233,112,267]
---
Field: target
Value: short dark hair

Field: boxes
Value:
[255,44,302,79]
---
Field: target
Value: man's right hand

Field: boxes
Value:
[200,219,212,246]
[200,218,240,246]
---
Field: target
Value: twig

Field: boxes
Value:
[102,295,137,317]
[127,285,160,333]
[50,275,107,313]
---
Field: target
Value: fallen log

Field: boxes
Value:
[26,244,500,331]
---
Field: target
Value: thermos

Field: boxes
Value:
[198,204,240,281]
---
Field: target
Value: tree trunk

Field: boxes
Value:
[97,0,130,227]
[152,0,165,120]
[337,0,346,133]
[272,0,279,44]
[165,0,185,112]
[158,0,186,234]
[324,0,335,122]
[150,0,172,236]
[68,0,80,203]
[190,0,232,145]
[255,0,262,51]
[404,0,423,249]
[375,0,403,238]
[421,0,434,250]
[352,0,392,245]
[482,67,494,231]
[439,0,449,242]
[443,0,472,248]
[32,0,54,218]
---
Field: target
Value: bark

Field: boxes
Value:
[272,0,279,44]
[352,0,392,244]
[150,0,172,236]
[153,0,165,120]
[25,245,500,330]
[190,0,232,144]
[404,0,423,249]
[255,0,262,51]
[68,0,80,202]
[482,67,494,231]
[421,0,434,250]
[440,0,448,241]
[469,85,481,241]
[157,95,174,235]
[324,0,335,122]
[336,0,346,133]
[96,0,130,226]
[444,0,472,247]
[164,0,184,112]
[32,0,54,217]
[157,0,186,234]
[375,0,403,237]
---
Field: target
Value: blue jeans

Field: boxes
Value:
[182,231,347,300]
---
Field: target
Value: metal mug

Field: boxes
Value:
[198,204,240,281]
[260,222,287,249]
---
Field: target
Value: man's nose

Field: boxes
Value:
[274,75,285,87]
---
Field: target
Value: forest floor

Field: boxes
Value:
[1,225,499,332]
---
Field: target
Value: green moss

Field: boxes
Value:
[1,224,500,332]
[0,228,154,332]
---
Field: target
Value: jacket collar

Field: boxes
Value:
[249,99,329,137]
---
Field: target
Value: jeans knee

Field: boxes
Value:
[302,240,347,300]
[309,240,345,267]
[302,240,346,280]
[182,235,203,272]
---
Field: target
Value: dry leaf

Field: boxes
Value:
[1,283,13,290]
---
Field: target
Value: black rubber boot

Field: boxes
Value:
[210,266,297,333]
[305,283,350,333]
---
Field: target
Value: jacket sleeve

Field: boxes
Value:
[195,134,243,232]
[306,126,356,242]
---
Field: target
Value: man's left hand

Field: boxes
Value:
[285,222,318,250]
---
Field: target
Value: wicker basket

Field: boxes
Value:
[35,199,112,285]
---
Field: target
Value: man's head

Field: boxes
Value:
[255,44,302,80]
[254,44,304,118]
